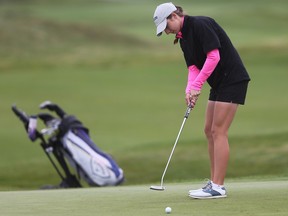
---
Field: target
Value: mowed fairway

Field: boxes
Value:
[0,180,288,216]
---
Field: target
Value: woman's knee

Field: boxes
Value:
[204,126,213,139]
[210,126,228,139]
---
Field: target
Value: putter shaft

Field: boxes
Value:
[154,106,192,190]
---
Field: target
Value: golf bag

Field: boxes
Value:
[12,101,124,188]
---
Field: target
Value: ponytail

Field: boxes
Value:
[171,6,185,45]
[174,6,184,17]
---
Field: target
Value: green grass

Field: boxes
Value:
[1,179,288,216]
[0,0,287,191]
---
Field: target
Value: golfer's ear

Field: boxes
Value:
[171,13,177,19]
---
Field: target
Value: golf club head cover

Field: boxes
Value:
[39,101,66,118]
[28,115,38,141]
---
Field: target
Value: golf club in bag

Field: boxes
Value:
[12,101,124,188]
[150,105,192,191]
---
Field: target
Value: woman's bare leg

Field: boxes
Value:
[205,101,238,185]
[204,101,216,181]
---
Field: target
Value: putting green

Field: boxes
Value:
[1,179,287,216]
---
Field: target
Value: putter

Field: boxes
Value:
[150,105,192,191]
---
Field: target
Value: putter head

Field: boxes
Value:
[150,185,165,191]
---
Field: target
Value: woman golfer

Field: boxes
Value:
[153,3,250,199]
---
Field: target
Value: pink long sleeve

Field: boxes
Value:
[185,65,200,94]
[189,49,220,91]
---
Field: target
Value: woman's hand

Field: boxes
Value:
[186,90,201,107]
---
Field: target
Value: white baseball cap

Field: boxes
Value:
[153,2,177,37]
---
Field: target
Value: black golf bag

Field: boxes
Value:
[12,101,124,188]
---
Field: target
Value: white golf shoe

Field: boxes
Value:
[189,182,227,199]
[188,179,211,194]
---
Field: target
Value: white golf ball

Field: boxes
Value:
[165,207,172,214]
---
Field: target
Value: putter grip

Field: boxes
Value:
[184,106,192,119]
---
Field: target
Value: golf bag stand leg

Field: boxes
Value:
[52,146,82,188]
[40,139,82,188]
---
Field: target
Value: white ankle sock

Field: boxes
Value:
[211,181,224,188]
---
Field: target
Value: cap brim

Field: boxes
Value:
[156,19,167,37]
